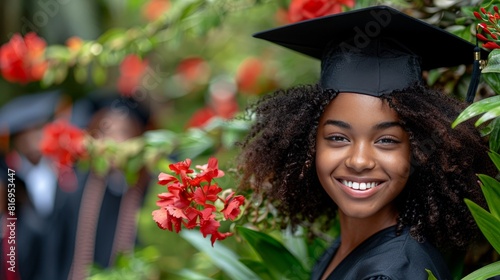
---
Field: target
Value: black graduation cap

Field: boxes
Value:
[0,90,62,136]
[253,5,486,99]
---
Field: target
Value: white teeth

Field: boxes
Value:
[341,180,379,191]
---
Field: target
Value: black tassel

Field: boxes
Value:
[466,45,482,103]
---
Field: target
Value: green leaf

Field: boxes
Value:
[237,226,309,280]
[180,230,260,280]
[176,129,215,159]
[483,72,500,95]
[464,199,500,254]
[488,151,500,171]
[477,174,500,219]
[462,261,500,280]
[482,49,500,74]
[173,268,215,280]
[475,105,500,127]
[426,269,438,280]
[239,259,274,280]
[452,95,500,128]
[489,120,500,153]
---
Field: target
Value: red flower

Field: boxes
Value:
[40,120,87,167]
[221,193,246,220]
[236,57,278,95]
[186,107,216,128]
[176,56,211,93]
[193,184,222,208]
[474,6,500,51]
[193,157,225,184]
[0,32,48,84]
[142,0,171,21]
[152,157,245,246]
[483,41,500,49]
[287,0,355,23]
[117,54,149,97]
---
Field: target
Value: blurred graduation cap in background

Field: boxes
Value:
[253,5,488,102]
[72,89,150,131]
[0,90,64,137]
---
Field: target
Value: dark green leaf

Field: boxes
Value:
[477,174,500,219]
[489,120,500,153]
[489,151,500,172]
[239,259,274,280]
[237,226,309,279]
[483,72,500,94]
[465,199,500,254]
[482,49,500,74]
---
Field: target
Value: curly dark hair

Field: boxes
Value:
[236,83,493,250]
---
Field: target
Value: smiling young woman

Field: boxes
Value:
[236,5,495,280]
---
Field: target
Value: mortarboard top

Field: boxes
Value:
[0,90,62,136]
[253,5,487,96]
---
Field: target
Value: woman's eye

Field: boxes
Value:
[376,137,399,144]
[327,135,348,142]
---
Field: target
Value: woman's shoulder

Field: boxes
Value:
[352,227,452,280]
[312,226,452,280]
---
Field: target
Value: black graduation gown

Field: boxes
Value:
[311,226,452,280]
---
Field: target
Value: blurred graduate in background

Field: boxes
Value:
[0,90,152,280]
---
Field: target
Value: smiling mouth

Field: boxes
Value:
[340,180,382,191]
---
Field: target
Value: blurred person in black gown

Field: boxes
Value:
[0,90,82,280]
[68,91,152,280]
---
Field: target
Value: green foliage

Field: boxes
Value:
[450,52,500,278]
[237,227,309,279]
[180,230,260,279]
[88,246,160,280]
[178,226,317,280]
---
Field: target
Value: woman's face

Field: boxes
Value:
[315,93,411,221]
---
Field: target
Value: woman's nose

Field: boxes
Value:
[344,142,376,172]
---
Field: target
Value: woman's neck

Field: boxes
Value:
[337,207,398,252]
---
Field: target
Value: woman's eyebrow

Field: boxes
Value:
[323,120,402,130]
[373,121,403,130]
[323,119,350,129]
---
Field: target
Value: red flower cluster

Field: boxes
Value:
[474,6,500,50]
[287,0,355,23]
[0,32,48,84]
[40,120,87,167]
[152,158,245,246]
[117,54,149,97]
